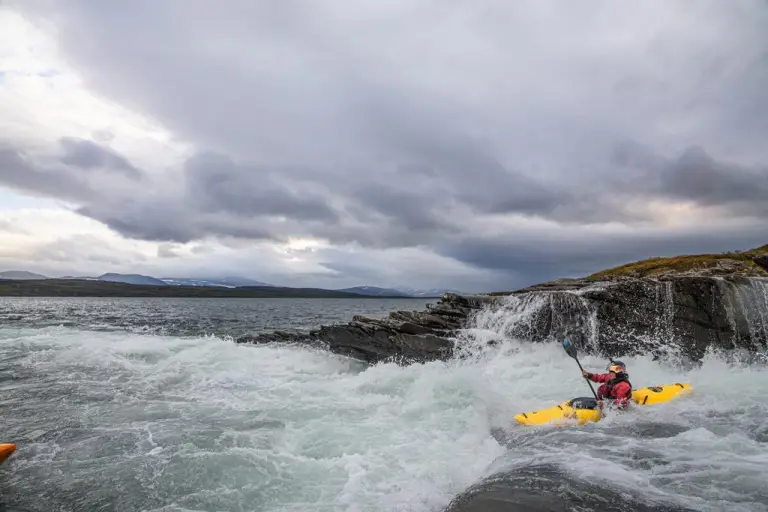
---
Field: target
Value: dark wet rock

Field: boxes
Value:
[443,464,695,512]
[492,275,768,361]
[235,329,312,345]
[755,254,768,273]
[236,293,492,364]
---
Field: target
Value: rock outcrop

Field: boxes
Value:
[491,275,768,361]
[237,275,768,364]
[442,464,695,512]
[236,293,497,364]
[755,254,768,273]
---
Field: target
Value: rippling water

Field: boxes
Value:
[1,297,767,511]
[0,297,434,338]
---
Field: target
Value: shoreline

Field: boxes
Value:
[0,279,440,299]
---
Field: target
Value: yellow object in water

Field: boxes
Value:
[514,397,603,426]
[514,383,693,427]
[631,382,693,405]
[0,443,15,466]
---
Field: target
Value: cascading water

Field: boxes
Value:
[720,278,768,350]
[466,286,603,352]
[655,280,676,344]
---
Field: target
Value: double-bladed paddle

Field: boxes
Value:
[562,338,599,401]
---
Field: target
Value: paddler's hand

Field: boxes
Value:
[597,400,604,408]
[581,370,589,378]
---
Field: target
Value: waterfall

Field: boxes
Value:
[720,277,768,350]
[657,280,676,342]
[467,283,604,353]
[464,276,768,362]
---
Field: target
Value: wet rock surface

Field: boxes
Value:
[237,275,768,364]
[236,293,497,364]
[755,254,768,273]
[442,464,696,512]
[497,275,768,360]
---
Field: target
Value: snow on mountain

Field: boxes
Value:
[393,287,462,297]
[339,286,460,297]
[97,273,168,286]
[160,277,274,288]
[338,286,411,297]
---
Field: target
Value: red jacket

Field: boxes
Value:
[587,372,632,408]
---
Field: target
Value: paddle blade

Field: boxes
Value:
[562,338,578,359]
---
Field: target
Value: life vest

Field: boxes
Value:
[605,374,632,399]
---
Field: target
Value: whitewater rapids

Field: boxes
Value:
[1,301,767,511]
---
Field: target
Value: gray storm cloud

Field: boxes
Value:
[3,0,768,289]
[59,137,141,180]
[0,138,141,203]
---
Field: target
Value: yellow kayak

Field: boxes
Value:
[514,383,693,427]
[0,443,15,466]
[631,382,693,405]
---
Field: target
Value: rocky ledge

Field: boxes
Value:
[236,293,497,364]
[237,254,768,363]
[755,254,768,273]
[498,274,768,361]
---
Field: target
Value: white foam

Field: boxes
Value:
[3,322,768,511]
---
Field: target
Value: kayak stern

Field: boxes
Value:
[514,397,602,426]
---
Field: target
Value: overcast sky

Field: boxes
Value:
[1,1,766,292]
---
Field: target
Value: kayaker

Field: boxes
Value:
[582,361,632,409]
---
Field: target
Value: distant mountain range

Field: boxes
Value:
[0,271,48,280]
[0,271,459,298]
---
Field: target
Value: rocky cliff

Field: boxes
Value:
[237,255,768,363]
[483,274,768,361]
